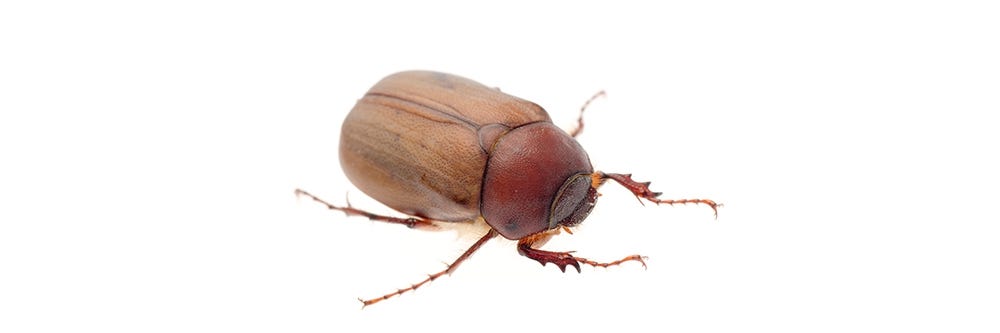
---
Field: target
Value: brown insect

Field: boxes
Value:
[296,71,719,307]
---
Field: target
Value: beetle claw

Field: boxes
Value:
[545,253,583,273]
[552,259,582,273]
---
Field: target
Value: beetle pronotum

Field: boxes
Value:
[296,71,719,307]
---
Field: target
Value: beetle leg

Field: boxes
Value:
[567,90,606,138]
[517,231,647,273]
[294,189,439,230]
[359,229,498,308]
[598,173,722,218]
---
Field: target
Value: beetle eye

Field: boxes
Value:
[549,173,599,229]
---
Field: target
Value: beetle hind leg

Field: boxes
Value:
[294,188,439,230]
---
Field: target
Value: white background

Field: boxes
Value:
[2,1,998,332]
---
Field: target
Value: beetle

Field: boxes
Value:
[295,70,718,307]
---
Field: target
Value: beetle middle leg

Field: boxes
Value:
[517,230,647,273]
[567,90,606,138]
[359,229,498,307]
[294,189,439,230]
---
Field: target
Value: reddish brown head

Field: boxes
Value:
[480,122,597,240]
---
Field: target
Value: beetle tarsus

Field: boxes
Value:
[598,173,721,218]
[575,255,648,270]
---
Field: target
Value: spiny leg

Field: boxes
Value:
[294,188,438,230]
[359,229,498,308]
[516,231,647,273]
[567,90,607,138]
[598,173,721,218]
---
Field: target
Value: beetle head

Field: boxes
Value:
[549,173,599,229]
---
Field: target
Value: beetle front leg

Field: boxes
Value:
[598,173,721,218]
[517,231,647,273]
[294,189,439,230]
